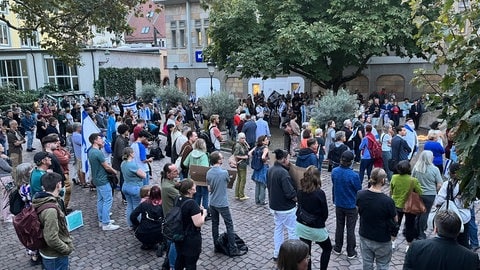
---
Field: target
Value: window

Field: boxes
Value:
[0,24,10,45]
[141,26,150,34]
[195,20,202,47]
[170,21,177,48]
[45,59,79,91]
[0,1,8,13]
[179,21,186,47]
[0,59,29,90]
[203,19,210,46]
[21,31,39,47]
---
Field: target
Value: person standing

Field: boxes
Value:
[207,151,241,256]
[255,112,271,141]
[356,168,397,270]
[267,149,298,261]
[209,114,224,151]
[71,123,86,187]
[249,135,270,205]
[88,133,119,231]
[331,151,362,259]
[232,132,250,200]
[131,130,153,186]
[32,172,74,270]
[404,118,418,160]
[112,124,130,202]
[411,150,443,240]
[289,114,301,157]
[390,160,422,250]
[409,99,423,130]
[296,166,332,270]
[241,114,257,149]
[0,143,13,222]
[178,130,197,179]
[314,128,326,173]
[296,138,318,169]
[390,125,411,174]
[120,147,146,229]
[423,130,445,174]
[358,124,376,183]
[21,111,36,152]
[7,120,25,181]
[404,210,479,270]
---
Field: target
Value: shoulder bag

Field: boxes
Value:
[403,178,426,215]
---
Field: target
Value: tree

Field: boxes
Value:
[199,91,237,124]
[409,0,480,202]
[1,0,159,66]
[203,0,423,91]
[158,86,188,110]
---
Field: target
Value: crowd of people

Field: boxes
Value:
[0,89,478,270]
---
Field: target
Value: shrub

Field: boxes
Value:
[94,67,161,97]
[158,86,188,109]
[199,91,237,122]
[140,84,160,103]
[310,89,358,129]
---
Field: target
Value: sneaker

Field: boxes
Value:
[99,220,115,227]
[391,240,396,250]
[234,196,240,200]
[333,249,342,255]
[239,196,250,201]
[272,257,278,262]
[102,224,120,231]
[347,252,358,259]
[405,246,409,253]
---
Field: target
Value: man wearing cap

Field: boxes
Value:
[21,111,36,152]
[30,152,52,198]
[255,112,271,141]
[331,151,362,259]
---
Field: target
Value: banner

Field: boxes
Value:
[81,110,100,182]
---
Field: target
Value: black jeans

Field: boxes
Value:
[395,209,417,243]
[300,237,332,270]
[210,205,236,253]
[334,207,358,256]
[417,195,435,239]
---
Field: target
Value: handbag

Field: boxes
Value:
[403,178,426,215]
[228,155,238,169]
[107,173,119,189]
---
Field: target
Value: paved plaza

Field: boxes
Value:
[1,126,478,269]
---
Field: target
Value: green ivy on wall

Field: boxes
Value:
[94,67,161,98]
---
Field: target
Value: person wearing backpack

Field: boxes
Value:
[209,114,224,151]
[173,179,207,269]
[249,135,270,205]
[32,172,74,270]
[358,125,377,183]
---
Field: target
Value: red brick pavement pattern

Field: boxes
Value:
[0,126,477,269]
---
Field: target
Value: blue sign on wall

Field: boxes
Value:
[195,51,203,63]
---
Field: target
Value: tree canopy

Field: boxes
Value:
[0,0,155,66]
[409,0,480,203]
[204,0,423,91]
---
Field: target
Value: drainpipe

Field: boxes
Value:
[29,51,39,89]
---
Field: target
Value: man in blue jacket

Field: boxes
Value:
[331,151,362,259]
[295,138,318,168]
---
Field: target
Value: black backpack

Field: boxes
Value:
[198,127,216,153]
[214,233,248,257]
[163,197,190,242]
[9,189,25,215]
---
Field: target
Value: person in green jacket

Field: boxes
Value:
[390,160,422,251]
[183,138,210,218]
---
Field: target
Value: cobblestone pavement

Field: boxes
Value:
[0,126,477,269]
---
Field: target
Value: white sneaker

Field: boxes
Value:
[102,224,120,231]
[99,220,115,227]
[405,245,409,252]
[391,240,396,250]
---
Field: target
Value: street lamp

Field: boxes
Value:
[173,65,178,87]
[207,60,215,93]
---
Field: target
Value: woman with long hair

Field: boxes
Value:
[296,166,332,270]
[183,138,210,216]
[249,135,270,205]
[174,179,207,269]
[130,185,165,255]
[423,130,445,174]
[411,150,443,239]
[390,160,423,251]
[232,132,250,200]
[121,147,146,229]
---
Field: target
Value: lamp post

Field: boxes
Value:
[207,60,215,93]
[173,65,178,87]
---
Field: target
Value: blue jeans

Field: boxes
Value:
[470,207,479,248]
[255,182,266,204]
[360,236,392,270]
[194,186,209,210]
[143,173,150,186]
[41,255,69,270]
[210,205,236,253]
[168,241,177,268]
[359,158,374,183]
[272,208,298,258]
[334,207,358,256]
[382,151,392,181]
[25,130,34,149]
[96,183,114,225]
[122,183,141,227]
